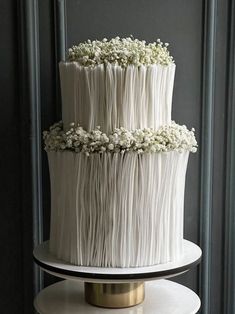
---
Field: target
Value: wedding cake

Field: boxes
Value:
[44,37,197,267]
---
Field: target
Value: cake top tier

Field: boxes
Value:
[67,37,174,67]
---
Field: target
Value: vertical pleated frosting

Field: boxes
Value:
[60,62,175,132]
[48,151,189,267]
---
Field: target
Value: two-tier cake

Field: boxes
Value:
[44,37,197,267]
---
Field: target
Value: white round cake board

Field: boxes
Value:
[33,240,201,283]
[34,279,200,314]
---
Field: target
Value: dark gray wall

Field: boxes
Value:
[0,1,26,313]
[0,0,234,313]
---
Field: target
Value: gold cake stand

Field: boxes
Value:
[85,282,144,308]
[33,240,201,311]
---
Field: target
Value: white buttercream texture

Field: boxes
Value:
[48,151,189,267]
[60,63,176,132]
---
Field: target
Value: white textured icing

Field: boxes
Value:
[60,63,175,132]
[48,151,189,267]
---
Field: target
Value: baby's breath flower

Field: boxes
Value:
[67,37,174,67]
[43,121,197,154]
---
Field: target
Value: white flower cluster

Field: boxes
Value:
[67,37,174,67]
[43,122,197,155]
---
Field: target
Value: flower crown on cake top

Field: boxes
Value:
[43,122,197,155]
[67,36,174,67]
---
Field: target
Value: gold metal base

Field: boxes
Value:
[84,282,145,308]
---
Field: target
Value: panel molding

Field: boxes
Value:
[199,0,217,313]
[17,0,44,295]
[54,0,67,120]
[223,0,235,312]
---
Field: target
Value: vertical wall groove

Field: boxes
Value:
[223,0,235,312]
[54,0,67,120]
[18,0,44,295]
[199,0,217,313]
[28,0,44,294]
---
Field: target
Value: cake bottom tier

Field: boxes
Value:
[48,151,189,267]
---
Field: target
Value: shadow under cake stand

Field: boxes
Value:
[33,240,201,314]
